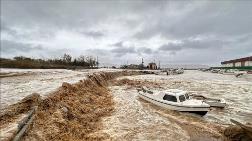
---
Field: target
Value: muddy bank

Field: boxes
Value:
[0,71,141,141]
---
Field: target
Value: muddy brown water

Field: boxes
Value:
[100,86,223,141]
[120,71,252,125]
[0,68,121,108]
[99,70,252,140]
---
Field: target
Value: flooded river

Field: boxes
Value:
[0,68,118,108]
[1,69,251,140]
[101,86,191,140]
[99,71,252,140]
[117,70,252,124]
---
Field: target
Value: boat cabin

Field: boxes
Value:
[161,89,190,103]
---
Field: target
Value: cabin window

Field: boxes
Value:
[185,94,189,99]
[179,95,186,102]
[163,95,177,102]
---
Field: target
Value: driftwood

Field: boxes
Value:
[235,73,244,77]
[12,106,37,141]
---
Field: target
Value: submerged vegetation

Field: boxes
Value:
[0,54,98,69]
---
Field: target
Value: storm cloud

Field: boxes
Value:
[1,0,252,66]
[111,46,136,57]
[159,39,227,52]
[1,40,43,54]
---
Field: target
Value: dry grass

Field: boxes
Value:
[0,93,41,128]
[0,71,142,141]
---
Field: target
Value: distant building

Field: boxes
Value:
[120,64,138,69]
[221,56,252,67]
[139,58,145,70]
[128,64,139,69]
[147,62,157,70]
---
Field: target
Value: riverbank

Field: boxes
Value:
[0,55,97,69]
[0,68,121,108]
[0,71,140,141]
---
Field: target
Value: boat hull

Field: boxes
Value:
[185,111,208,116]
[139,93,209,116]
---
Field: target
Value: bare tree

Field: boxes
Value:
[62,54,72,64]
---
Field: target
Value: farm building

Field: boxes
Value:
[221,56,252,67]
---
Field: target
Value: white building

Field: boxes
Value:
[221,56,252,67]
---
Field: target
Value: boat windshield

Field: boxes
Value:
[179,95,186,102]
[163,94,177,102]
[185,94,189,99]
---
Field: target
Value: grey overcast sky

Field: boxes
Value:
[1,0,252,66]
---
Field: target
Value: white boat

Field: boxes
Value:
[205,98,226,108]
[138,88,210,116]
[192,95,226,108]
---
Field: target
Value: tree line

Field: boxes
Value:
[0,54,98,69]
